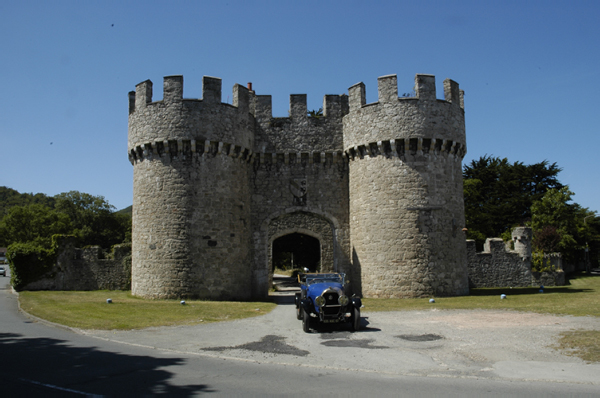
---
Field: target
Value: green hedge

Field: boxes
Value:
[7,235,74,290]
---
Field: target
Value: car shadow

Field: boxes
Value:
[309,316,381,334]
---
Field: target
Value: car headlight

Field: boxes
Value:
[315,295,326,307]
[338,295,349,306]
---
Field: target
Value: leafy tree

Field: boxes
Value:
[463,155,563,247]
[0,204,71,247]
[1,189,130,249]
[54,191,130,248]
[531,187,597,262]
[533,225,561,252]
[0,186,55,216]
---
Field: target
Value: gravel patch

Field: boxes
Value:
[81,305,600,384]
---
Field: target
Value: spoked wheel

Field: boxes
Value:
[302,308,311,333]
[351,307,361,331]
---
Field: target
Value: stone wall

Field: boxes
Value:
[466,238,532,288]
[22,239,131,291]
[131,151,253,300]
[532,271,565,287]
[466,227,565,288]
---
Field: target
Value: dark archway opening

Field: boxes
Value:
[272,233,320,273]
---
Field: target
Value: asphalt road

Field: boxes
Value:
[2,275,600,397]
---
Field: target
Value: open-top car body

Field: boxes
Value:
[295,273,362,333]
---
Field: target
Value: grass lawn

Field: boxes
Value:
[18,290,276,330]
[363,273,600,317]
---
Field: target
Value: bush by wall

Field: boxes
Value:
[6,235,68,290]
[8,235,131,291]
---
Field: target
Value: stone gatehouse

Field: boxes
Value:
[127,73,469,300]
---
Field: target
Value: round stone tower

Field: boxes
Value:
[343,74,469,298]
[128,75,254,299]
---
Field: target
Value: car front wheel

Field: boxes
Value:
[351,307,361,331]
[295,294,302,320]
[302,307,311,333]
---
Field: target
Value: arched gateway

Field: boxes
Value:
[250,210,343,298]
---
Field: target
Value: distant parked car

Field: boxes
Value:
[295,273,362,333]
[0,266,5,277]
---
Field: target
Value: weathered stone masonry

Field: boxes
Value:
[128,73,469,299]
[467,227,565,287]
[22,238,131,291]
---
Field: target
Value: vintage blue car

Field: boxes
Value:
[295,273,362,333]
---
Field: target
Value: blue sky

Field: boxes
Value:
[1,0,599,213]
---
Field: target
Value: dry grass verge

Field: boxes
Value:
[556,330,600,363]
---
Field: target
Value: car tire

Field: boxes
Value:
[295,294,302,320]
[351,307,361,331]
[302,307,311,333]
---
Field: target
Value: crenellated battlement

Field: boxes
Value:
[343,74,466,159]
[128,75,251,114]
[128,74,350,156]
[348,73,464,111]
[129,75,348,120]
[128,75,255,154]
[251,92,348,120]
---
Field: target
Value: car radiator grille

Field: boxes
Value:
[323,306,341,316]
[323,292,341,317]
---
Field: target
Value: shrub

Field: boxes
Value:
[7,241,55,290]
[531,250,556,273]
[7,234,76,290]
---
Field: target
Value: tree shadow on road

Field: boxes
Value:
[0,332,213,396]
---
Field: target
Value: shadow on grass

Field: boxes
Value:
[0,332,213,396]
[566,272,600,283]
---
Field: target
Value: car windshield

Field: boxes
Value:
[305,273,344,286]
